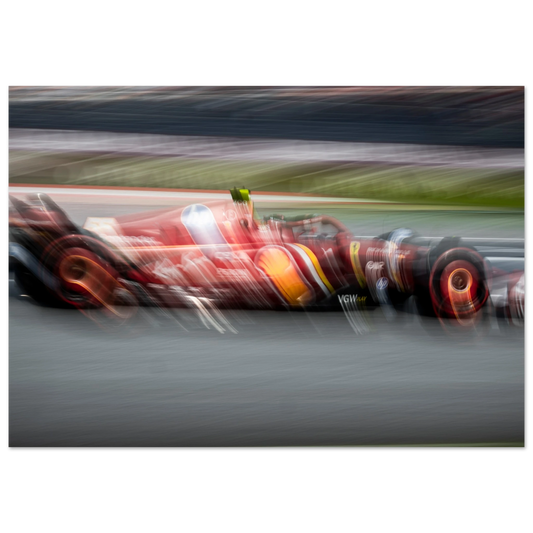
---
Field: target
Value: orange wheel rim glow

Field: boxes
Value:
[59,254,134,319]
[447,267,476,324]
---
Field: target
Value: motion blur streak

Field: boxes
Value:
[9,86,524,446]
[9,189,523,331]
[9,87,524,208]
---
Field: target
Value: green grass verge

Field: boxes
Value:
[9,151,524,209]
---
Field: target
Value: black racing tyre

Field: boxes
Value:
[427,248,491,339]
[428,248,489,320]
[40,234,129,309]
[45,245,115,309]
[13,263,69,308]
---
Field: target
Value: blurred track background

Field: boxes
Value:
[9,86,524,446]
[10,86,524,208]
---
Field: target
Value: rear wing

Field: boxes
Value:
[9,193,79,233]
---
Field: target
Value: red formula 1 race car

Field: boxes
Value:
[9,189,524,332]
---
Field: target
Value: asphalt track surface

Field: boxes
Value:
[9,197,525,446]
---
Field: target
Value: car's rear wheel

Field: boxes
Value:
[13,263,67,307]
[40,237,139,328]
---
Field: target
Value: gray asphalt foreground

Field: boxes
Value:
[9,293,524,447]
[9,200,524,446]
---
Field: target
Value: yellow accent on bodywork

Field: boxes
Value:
[256,247,313,307]
[350,241,366,288]
[293,243,335,294]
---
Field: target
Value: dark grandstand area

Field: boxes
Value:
[9,86,524,148]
